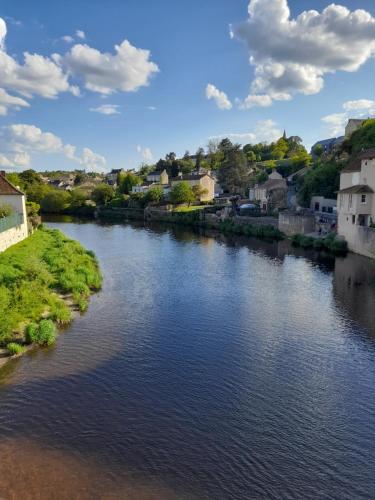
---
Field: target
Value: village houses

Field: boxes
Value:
[337,149,375,258]
[170,173,215,202]
[249,171,288,212]
[0,171,29,252]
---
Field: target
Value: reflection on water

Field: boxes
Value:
[1,220,375,499]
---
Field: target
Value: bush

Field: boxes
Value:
[36,320,57,346]
[49,299,72,324]
[7,342,26,356]
[0,204,13,219]
[25,323,39,344]
[25,320,56,346]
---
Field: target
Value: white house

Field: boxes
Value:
[337,149,375,258]
[0,171,29,252]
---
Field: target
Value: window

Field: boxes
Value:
[352,215,356,225]
[361,194,367,204]
[349,194,353,209]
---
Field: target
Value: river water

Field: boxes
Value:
[1,220,375,499]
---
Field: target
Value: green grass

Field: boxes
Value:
[173,205,205,213]
[0,227,102,344]
[7,342,26,356]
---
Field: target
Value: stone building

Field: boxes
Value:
[337,149,375,258]
[0,171,29,252]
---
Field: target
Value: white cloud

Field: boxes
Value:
[237,93,274,109]
[90,104,121,115]
[231,0,375,107]
[0,18,159,115]
[76,30,86,40]
[0,88,29,115]
[343,99,375,112]
[136,145,153,161]
[147,106,157,111]
[65,39,159,94]
[209,119,282,144]
[322,99,375,136]
[206,83,232,110]
[0,124,107,171]
[62,35,74,43]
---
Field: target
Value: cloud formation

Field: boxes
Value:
[322,99,375,136]
[232,0,375,107]
[0,17,159,114]
[90,104,121,115]
[0,123,107,171]
[65,40,159,94]
[209,119,282,144]
[206,84,232,110]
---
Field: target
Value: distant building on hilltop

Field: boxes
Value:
[311,137,344,158]
[106,169,124,186]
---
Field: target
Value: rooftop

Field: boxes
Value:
[342,149,375,173]
[339,184,374,194]
[0,172,24,196]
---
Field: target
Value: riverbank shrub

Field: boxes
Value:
[219,219,284,241]
[0,227,102,345]
[7,343,26,355]
[292,233,348,256]
[26,320,56,346]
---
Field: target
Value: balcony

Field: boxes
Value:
[0,213,24,234]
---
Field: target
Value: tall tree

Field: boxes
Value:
[217,143,249,195]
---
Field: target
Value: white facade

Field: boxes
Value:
[0,178,29,252]
[338,153,375,258]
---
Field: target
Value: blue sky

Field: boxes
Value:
[0,0,375,172]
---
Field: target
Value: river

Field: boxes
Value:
[1,219,375,499]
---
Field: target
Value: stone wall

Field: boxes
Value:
[278,212,316,236]
[0,222,29,252]
[349,226,375,259]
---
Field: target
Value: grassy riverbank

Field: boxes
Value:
[0,227,102,347]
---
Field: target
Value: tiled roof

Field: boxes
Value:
[0,173,24,195]
[259,178,287,190]
[339,184,374,194]
[342,149,375,173]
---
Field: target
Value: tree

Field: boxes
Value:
[312,144,324,159]
[70,189,88,210]
[169,181,195,205]
[195,147,205,169]
[217,143,249,194]
[118,172,141,194]
[40,190,71,213]
[74,172,86,185]
[297,161,341,207]
[271,138,289,159]
[145,186,164,204]
[91,184,114,205]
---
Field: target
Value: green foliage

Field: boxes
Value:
[26,201,40,217]
[344,119,375,155]
[0,204,13,219]
[217,140,249,194]
[41,190,71,213]
[118,172,141,194]
[144,186,164,204]
[0,227,102,344]
[169,181,195,205]
[219,219,284,240]
[7,342,26,356]
[37,320,57,346]
[297,161,342,207]
[91,184,114,205]
[272,138,289,160]
[292,233,348,256]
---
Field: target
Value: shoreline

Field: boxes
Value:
[0,227,102,371]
